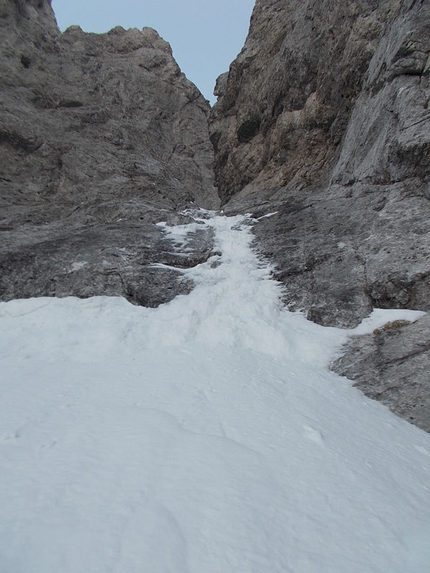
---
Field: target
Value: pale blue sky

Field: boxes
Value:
[52,0,255,105]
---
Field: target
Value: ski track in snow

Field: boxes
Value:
[0,210,429,573]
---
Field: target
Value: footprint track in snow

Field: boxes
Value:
[303,425,325,446]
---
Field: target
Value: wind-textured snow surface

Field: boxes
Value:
[1,211,430,573]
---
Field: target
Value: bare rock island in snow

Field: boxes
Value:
[1,0,430,431]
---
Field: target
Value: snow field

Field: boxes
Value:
[0,211,429,572]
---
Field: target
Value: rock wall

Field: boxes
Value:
[210,0,402,203]
[211,0,429,329]
[210,0,430,431]
[0,0,219,304]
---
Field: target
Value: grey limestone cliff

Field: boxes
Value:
[211,0,429,328]
[0,0,219,305]
[210,0,430,431]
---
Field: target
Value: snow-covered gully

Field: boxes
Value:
[1,211,429,573]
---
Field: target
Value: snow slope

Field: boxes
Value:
[1,211,429,573]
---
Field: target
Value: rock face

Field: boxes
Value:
[211,0,429,328]
[210,0,403,203]
[210,0,430,430]
[332,316,430,433]
[0,0,219,305]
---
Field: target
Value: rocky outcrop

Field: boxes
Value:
[332,315,430,433]
[0,0,219,305]
[0,218,216,306]
[211,0,430,430]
